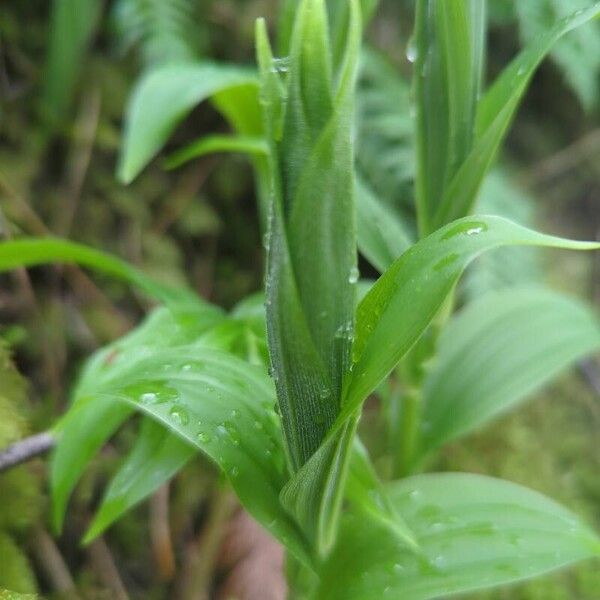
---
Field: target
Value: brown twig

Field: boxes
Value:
[30,527,79,599]
[176,487,237,600]
[87,536,130,600]
[150,483,176,580]
[0,431,55,472]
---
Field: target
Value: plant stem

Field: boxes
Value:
[395,388,421,478]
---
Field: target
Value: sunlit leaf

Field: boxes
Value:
[118,63,259,183]
[317,473,600,599]
[417,287,600,462]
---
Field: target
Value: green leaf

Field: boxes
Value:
[356,176,414,272]
[165,135,268,169]
[42,0,101,124]
[118,62,258,183]
[51,303,223,532]
[51,304,311,565]
[434,2,600,227]
[344,216,599,422]
[418,287,600,461]
[84,418,194,542]
[0,238,198,308]
[259,0,362,553]
[414,0,486,235]
[515,0,600,110]
[317,473,600,599]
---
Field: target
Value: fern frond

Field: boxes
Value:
[112,0,205,68]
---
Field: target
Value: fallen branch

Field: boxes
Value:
[0,431,55,472]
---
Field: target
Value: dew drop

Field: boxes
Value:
[231,409,241,419]
[348,266,360,284]
[140,392,157,404]
[197,431,211,444]
[230,465,240,478]
[169,406,189,426]
[406,38,418,63]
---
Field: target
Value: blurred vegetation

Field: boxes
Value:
[0,0,598,597]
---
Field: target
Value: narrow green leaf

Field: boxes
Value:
[434,2,600,227]
[418,287,600,461]
[344,216,599,422]
[0,238,199,308]
[84,418,195,542]
[317,473,600,599]
[42,0,101,124]
[165,135,268,169]
[118,62,258,183]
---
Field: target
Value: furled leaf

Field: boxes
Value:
[434,2,600,227]
[418,287,600,461]
[316,473,600,599]
[259,0,362,553]
[343,216,599,422]
[414,0,486,235]
[118,63,259,182]
[84,418,195,542]
[0,238,198,308]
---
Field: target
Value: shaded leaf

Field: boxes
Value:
[118,63,258,182]
[317,473,600,599]
[418,287,600,461]
[84,418,195,542]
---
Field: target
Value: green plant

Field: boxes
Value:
[2,0,600,597]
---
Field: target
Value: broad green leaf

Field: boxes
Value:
[52,302,311,565]
[165,135,268,169]
[434,2,600,227]
[414,0,486,235]
[84,418,195,542]
[317,473,600,599]
[356,176,414,272]
[51,304,224,532]
[0,238,198,308]
[343,216,599,422]
[418,287,600,461]
[118,62,258,183]
[42,0,101,124]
